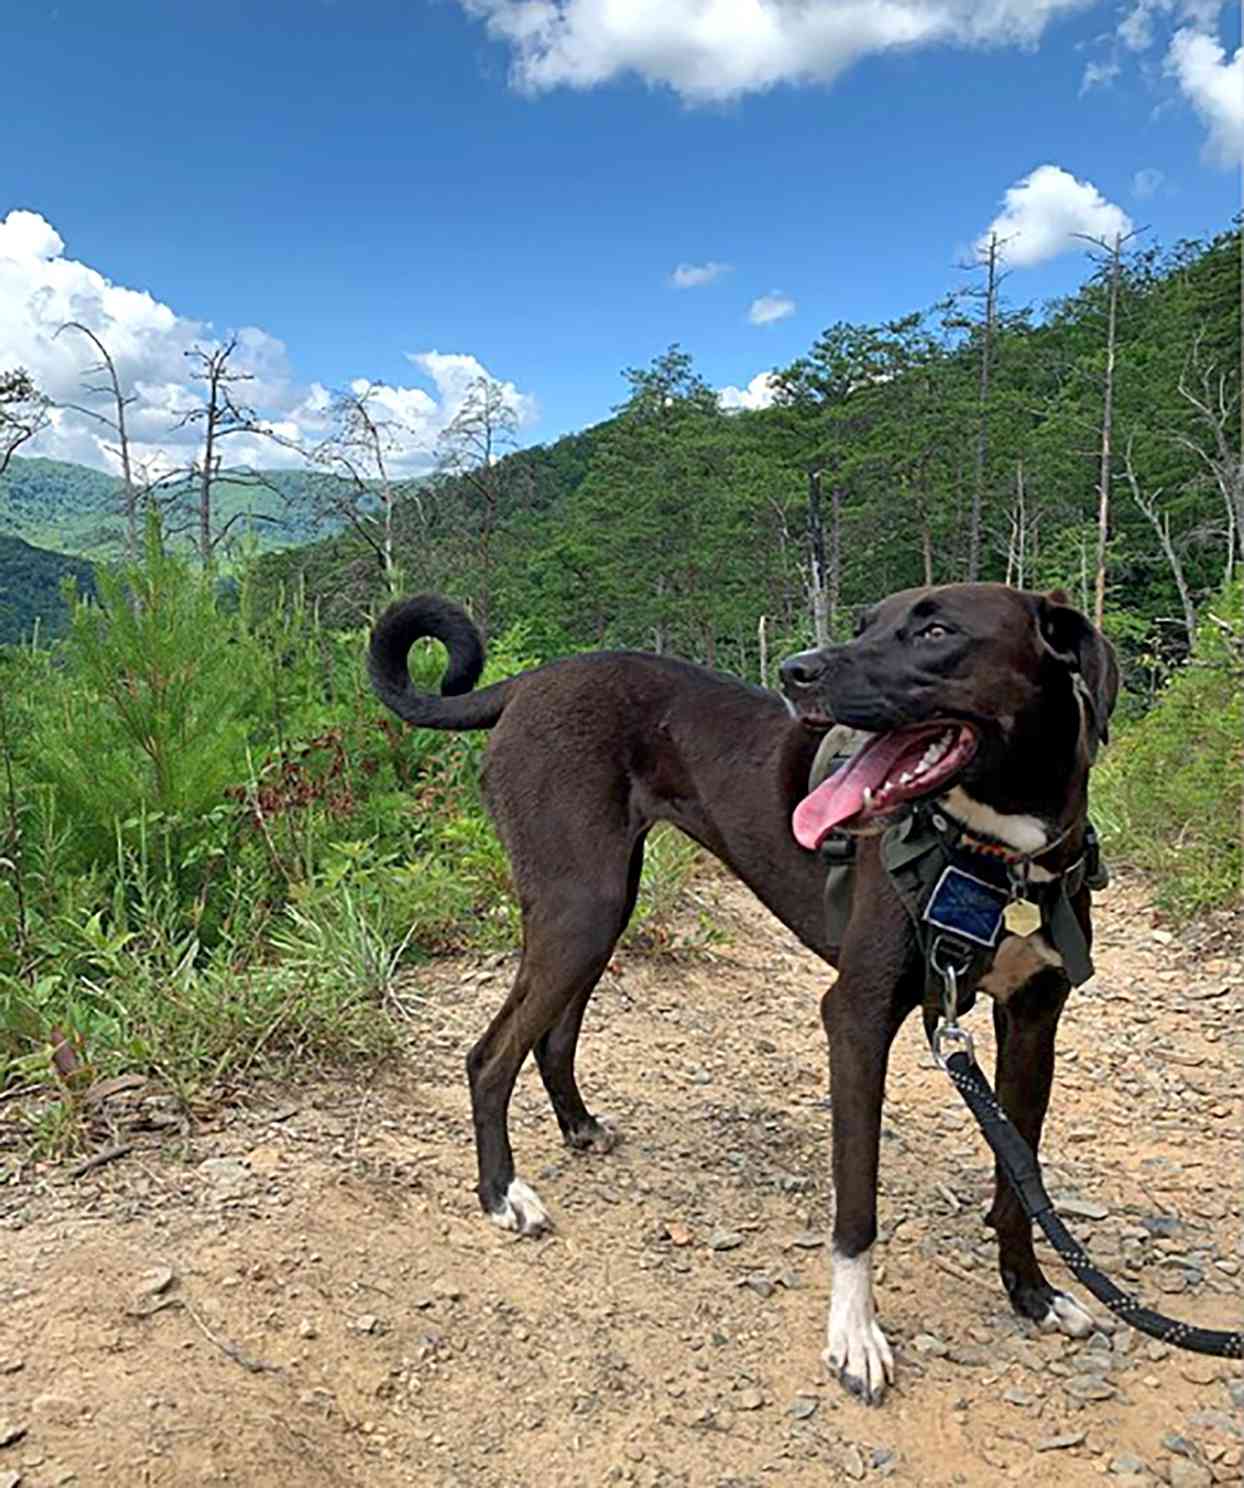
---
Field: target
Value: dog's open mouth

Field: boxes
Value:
[793,722,977,850]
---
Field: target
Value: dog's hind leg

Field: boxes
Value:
[987,969,1095,1338]
[466,859,640,1236]
[532,836,644,1156]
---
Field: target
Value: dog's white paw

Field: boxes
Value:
[1041,1290,1095,1338]
[824,1248,895,1405]
[489,1177,551,1237]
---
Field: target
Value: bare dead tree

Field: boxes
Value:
[1004,459,1033,589]
[806,468,831,647]
[312,383,420,599]
[1073,228,1143,628]
[1121,436,1197,649]
[167,339,283,564]
[434,376,521,644]
[1174,326,1243,577]
[955,231,1011,581]
[0,368,50,478]
[52,323,145,559]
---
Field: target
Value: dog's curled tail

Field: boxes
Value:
[368,595,513,730]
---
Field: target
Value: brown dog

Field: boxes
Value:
[369,582,1118,1404]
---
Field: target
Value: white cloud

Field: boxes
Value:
[1132,165,1166,197]
[0,209,538,477]
[1118,0,1225,51]
[748,292,795,326]
[1112,3,1240,162]
[976,165,1134,268]
[669,260,731,288]
[1079,57,1120,91]
[459,0,1093,103]
[406,351,540,431]
[718,371,778,411]
[1166,26,1244,163]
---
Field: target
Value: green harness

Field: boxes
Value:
[811,733,1108,1016]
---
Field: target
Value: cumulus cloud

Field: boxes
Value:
[1118,0,1225,51]
[1079,57,1120,92]
[0,209,537,477]
[459,0,1092,103]
[407,350,540,432]
[1112,2,1241,162]
[1132,166,1166,197]
[976,166,1134,268]
[748,292,795,326]
[718,371,778,411]
[669,260,731,288]
[1166,26,1244,163]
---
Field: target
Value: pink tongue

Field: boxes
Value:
[792,729,943,850]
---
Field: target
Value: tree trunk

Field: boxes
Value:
[969,232,999,582]
[808,469,829,647]
[1093,233,1122,629]
[1124,450,1197,650]
[199,410,215,566]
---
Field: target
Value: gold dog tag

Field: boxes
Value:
[1003,898,1042,937]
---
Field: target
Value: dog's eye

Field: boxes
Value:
[918,623,950,642]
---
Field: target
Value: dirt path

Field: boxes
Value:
[1,869,1240,1488]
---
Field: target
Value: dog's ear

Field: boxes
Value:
[1037,593,1120,751]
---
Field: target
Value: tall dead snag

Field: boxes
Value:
[1175,327,1244,577]
[1121,437,1197,650]
[0,368,50,478]
[53,323,142,560]
[1004,459,1033,589]
[967,231,1004,582]
[435,376,521,645]
[172,339,278,565]
[1073,229,1140,629]
[806,468,835,647]
[312,383,414,599]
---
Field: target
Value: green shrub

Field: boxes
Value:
[1092,580,1243,918]
[0,540,707,1118]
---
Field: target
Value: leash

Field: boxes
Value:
[930,969,1244,1360]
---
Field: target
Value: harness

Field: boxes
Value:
[822,805,1104,1041]
[809,746,1244,1360]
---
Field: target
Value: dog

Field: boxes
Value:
[368,582,1118,1405]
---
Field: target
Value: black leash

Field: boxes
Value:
[932,1024,1244,1359]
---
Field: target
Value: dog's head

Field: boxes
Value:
[779,583,1118,850]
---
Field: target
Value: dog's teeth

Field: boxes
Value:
[900,772,913,785]
[863,787,874,808]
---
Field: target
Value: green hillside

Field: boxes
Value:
[0,457,354,559]
[0,533,95,643]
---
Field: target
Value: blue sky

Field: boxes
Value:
[2,0,1240,472]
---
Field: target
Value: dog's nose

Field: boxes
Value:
[779,650,826,692]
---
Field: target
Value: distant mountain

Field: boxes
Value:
[0,456,357,559]
[0,533,95,644]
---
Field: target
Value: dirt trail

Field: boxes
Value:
[1,869,1241,1488]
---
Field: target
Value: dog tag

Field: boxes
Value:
[1003,898,1042,937]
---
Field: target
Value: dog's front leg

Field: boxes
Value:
[820,923,918,1406]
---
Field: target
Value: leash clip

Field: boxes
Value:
[929,934,976,1069]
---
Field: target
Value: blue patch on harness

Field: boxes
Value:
[923,865,1008,948]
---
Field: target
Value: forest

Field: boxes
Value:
[0,221,1239,1117]
[253,223,1242,700]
